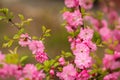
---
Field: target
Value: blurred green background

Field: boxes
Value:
[0,0,70,64]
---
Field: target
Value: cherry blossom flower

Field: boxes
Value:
[113,29,120,41]
[49,69,54,76]
[103,54,114,70]
[32,70,45,80]
[79,0,93,9]
[35,52,48,63]
[0,64,22,79]
[58,57,65,65]
[22,64,45,80]
[63,10,83,27]
[103,53,120,70]
[78,28,94,41]
[28,40,45,54]
[0,51,5,61]
[73,43,90,55]
[103,72,120,80]
[108,10,118,23]
[19,33,31,47]
[57,64,77,80]
[74,53,92,69]
[65,0,79,8]
[76,69,90,80]
[99,27,112,41]
[82,40,97,52]
[23,64,37,79]
[114,51,120,61]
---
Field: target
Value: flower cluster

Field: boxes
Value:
[65,0,93,9]
[0,52,45,80]
[56,0,97,80]
[19,33,48,63]
[0,0,120,80]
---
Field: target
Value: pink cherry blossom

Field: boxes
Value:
[63,10,83,27]
[114,51,120,61]
[49,69,54,76]
[19,33,31,47]
[79,0,93,9]
[82,40,97,52]
[0,51,5,61]
[73,43,90,55]
[8,64,22,78]
[99,27,112,41]
[65,25,75,32]
[108,10,118,23]
[65,0,79,8]
[103,54,120,70]
[32,70,45,80]
[76,69,90,80]
[114,44,120,52]
[28,40,45,54]
[22,64,45,80]
[58,57,65,65]
[78,28,94,41]
[35,52,48,63]
[113,29,120,41]
[103,72,120,80]
[74,53,92,69]
[0,64,8,78]
[57,64,77,80]
[23,64,37,79]
[103,54,114,69]
[0,64,22,79]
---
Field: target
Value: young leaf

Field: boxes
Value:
[4,35,10,41]
[0,16,5,20]
[92,31,102,45]
[42,26,46,33]
[20,56,28,63]
[5,53,19,64]
[18,14,24,21]
[36,63,43,70]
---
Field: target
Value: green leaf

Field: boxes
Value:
[8,40,14,47]
[13,34,19,39]
[94,11,104,20]
[0,8,9,15]
[36,63,43,70]
[105,49,114,54]
[18,14,24,21]
[13,28,24,39]
[7,12,14,20]
[61,51,73,58]
[2,40,14,48]
[81,8,85,13]
[42,26,46,33]
[92,31,102,45]
[44,33,51,37]
[20,56,28,63]
[26,18,33,23]
[46,29,51,33]
[4,35,10,41]
[5,53,19,64]
[0,64,3,68]
[43,60,50,72]
[0,16,5,20]
[9,47,18,54]
[54,62,59,67]
[32,36,38,40]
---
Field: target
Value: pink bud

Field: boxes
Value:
[50,69,54,76]
[58,57,65,65]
